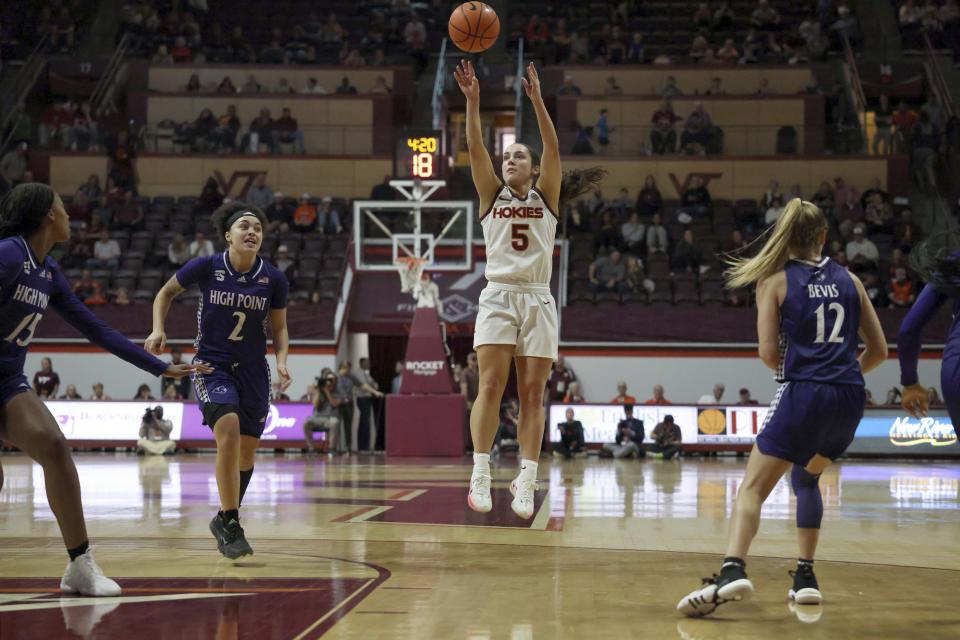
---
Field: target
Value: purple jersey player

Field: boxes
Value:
[146,201,290,560]
[678,198,887,618]
[0,183,203,596]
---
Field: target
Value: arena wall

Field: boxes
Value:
[542,66,816,96]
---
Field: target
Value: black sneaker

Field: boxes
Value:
[220,517,254,559]
[788,565,823,604]
[209,511,226,554]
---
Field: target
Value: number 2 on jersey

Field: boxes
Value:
[814,302,845,344]
[3,313,43,347]
[511,223,530,251]
[227,311,246,341]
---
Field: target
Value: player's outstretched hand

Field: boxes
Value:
[901,383,929,419]
[520,61,541,101]
[163,362,214,379]
[277,363,293,391]
[453,59,479,101]
[144,331,166,355]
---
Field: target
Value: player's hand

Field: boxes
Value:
[453,59,479,101]
[144,331,167,355]
[901,383,929,419]
[163,362,213,379]
[277,363,293,391]
[520,61,541,100]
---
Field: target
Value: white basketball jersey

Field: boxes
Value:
[480,184,558,285]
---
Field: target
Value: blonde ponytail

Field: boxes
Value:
[725,198,827,289]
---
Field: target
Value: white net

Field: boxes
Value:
[396,257,427,295]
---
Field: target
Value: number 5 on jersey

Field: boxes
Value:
[511,223,529,251]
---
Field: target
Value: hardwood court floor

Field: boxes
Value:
[1,453,958,639]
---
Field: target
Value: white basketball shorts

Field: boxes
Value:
[473,281,559,360]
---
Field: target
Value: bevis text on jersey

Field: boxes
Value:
[480,184,558,284]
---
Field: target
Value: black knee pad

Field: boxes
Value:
[202,402,241,428]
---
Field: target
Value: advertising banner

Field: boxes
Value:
[43,401,316,443]
[550,404,958,455]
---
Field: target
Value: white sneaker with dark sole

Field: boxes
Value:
[509,477,536,519]
[467,472,492,512]
[677,575,754,617]
[60,552,121,597]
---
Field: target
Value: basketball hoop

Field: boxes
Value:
[396,256,428,295]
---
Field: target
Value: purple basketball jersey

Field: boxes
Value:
[778,257,863,385]
[175,252,288,366]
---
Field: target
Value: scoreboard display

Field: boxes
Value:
[395,130,443,179]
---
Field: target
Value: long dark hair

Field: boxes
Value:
[518,143,606,204]
[910,230,960,297]
[0,183,56,239]
[211,201,268,237]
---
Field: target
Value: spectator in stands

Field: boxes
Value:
[763,193,786,227]
[759,180,783,211]
[66,227,93,267]
[275,78,295,94]
[152,45,174,64]
[274,245,295,282]
[594,109,612,152]
[927,386,943,406]
[170,36,192,63]
[693,3,712,27]
[33,358,60,398]
[216,76,238,94]
[112,190,143,231]
[40,100,74,150]
[595,211,619,251]
[846,225,879,268]
[648,415,683,459]
[672,229,703,273]
[547,354,576,403]
[698,383,725,404]
[889,267,916,308]
[246,174,273,212]
[716,39,739,64]
[646,384,671,405]
[786,183,806,201]
[829,5,859,50]
[751,0,780,30]
[239,108,274,153]
[836,189,864,240]
[316,197,343,233]
[87,211,104,236]
[625,255,654,296]
[240,74,261,94]
[0,142,28,190]
[627,32,644,62]
[900,0,923,27]
[590,24,612,62]
[137,406,175,455]
[689,35,712,62]
[862,271,888,309]
[911,110,940,188]
[636,175,662,217]
[570,122,594,155]
[90,382,111,400]
[335,76,358,94]
[705,77,725,96]
[738,28,763,64]
[304,371,343,454]
[589,248,630,302]
[611,381,636,404]
[894,209,922,251]
[606,26,627,64]
[660,76,683,97]
[525,15,549,59]
[260,40,288,64]
[646,212,669,254]
[556,75,581,96]
[391,360,403,394]
[873,94,894,154]
[404,12,428,77]
[554,408,587,459]
[803,22,830,61]
[676,176,711,222]
[61,385,82,400]
[621,212,645,257]
[322,12,345,42]
[563,381,586,404]
[549,19,572,64]
[161,347,192,400]
[266,192,291,233]
[893,100,918,153]
[190,231,214,258]
[4,102,32,147]
[134,384,156,400]
[603,76,623,96]
[87,229,121,271]
[71,102,98,152]
[811,180,835,218]
[864,191,894,234]
[186,108,217,151]
[569,29,589,63]
[114,288,131,305]
[167,234,190,268]
[722,229,748,255]
[162,384,182,401]
[273,107,306,154]
[293,194,317,233]
[194,177,223,216]
[370,76,392,94]
[228,25,256,62]
[650,99,678,155]
[680,102,717,154]
[51,6,76,50]
[601,404,645,458]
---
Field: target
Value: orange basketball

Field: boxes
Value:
[448,2,500,53]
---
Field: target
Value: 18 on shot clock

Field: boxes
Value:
[395,130,444,179]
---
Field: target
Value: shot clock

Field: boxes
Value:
[394,130,444,179]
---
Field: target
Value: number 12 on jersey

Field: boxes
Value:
[814,302,845,344]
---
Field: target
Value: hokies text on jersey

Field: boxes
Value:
[491,206,544,219]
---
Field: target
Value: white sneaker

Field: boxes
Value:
[467,472,492,512]
[677,575,753,617]
[509,476,536,519]
[60,551,121,597]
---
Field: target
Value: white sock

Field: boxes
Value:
[473,452,490,475]
[518,459,538,481]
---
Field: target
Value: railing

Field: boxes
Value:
[922,33,957,119]
[842,35,868,153]
[143,122,376,155]
[90,32,131,118]
[431,37,448,130]
[0,34,49,151]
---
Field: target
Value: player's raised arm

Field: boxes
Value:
[520,62,560,211]
[454,59,500,211]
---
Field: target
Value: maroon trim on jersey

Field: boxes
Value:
[531,187,560,220]
[478,181,504,222]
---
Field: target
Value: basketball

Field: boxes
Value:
[448,2,499,53]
